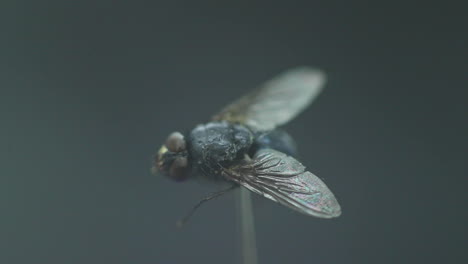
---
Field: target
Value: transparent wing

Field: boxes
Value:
[213,67,326,131]
[224,149,341,218]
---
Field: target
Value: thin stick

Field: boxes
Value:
[239,187,258,264]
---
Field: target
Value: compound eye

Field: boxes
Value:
[166,132,186,152]
[169,157,190,181]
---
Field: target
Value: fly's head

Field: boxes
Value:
[153,132,190,182]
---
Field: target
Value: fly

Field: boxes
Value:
[152,67,341,224]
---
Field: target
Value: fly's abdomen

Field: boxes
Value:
[250,129,298,157]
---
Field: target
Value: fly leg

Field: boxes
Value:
[176,184,238,228]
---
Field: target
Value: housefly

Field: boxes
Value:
[153,67,341,222]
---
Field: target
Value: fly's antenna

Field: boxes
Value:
[176,185,237,228]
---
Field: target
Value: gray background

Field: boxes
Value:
[1,1,466,264]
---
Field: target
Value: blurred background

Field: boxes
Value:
[1,1,466,264]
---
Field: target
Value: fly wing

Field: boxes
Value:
[212,67,326,131]
[224,149,341,218]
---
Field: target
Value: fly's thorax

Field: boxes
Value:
[187,121,253,178]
